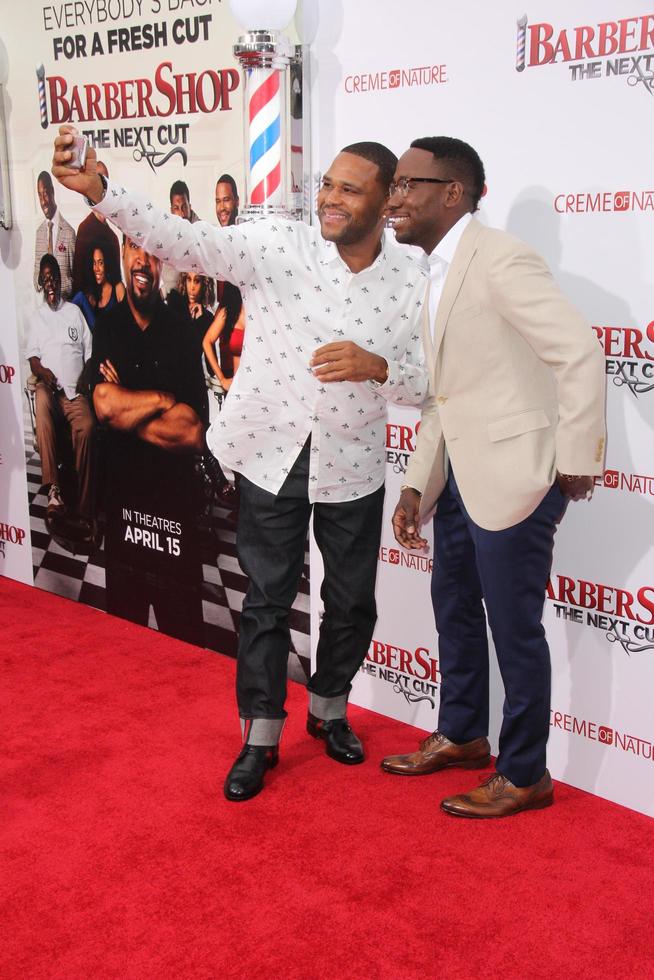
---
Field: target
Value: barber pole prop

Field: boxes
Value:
[245,59,284,207]
[232,30,301,220]
[230,0,303,220]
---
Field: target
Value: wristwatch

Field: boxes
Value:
[85,172,108,207]
[400,485,421,495]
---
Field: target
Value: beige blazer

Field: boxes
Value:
[405,218,606,532]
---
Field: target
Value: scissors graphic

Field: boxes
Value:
[133,143,189,172]
[606,625,654,655]
[392,679,436,707]
[612,374,654,396]
[627,61,654,95]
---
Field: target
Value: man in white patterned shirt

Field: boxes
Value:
[53,130,429,801]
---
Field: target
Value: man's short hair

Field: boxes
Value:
[37,170,54,193]
[340,141,398,192]
[216,174,238,197]
[170,179,190,203]
[410,137,486,211]
[38,253,61,288]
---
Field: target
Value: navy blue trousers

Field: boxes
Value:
[432,469,567,786]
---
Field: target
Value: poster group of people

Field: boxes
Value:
[44,123,605,817]
[27,161,244,642]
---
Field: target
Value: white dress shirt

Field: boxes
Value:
[428,212,472,335]
[94,182,429,502]
[26,301,92,400]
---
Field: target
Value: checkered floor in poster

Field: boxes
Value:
[23,406,311,683]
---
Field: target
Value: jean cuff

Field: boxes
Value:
[240,717,285,746]
[308,692,348,721]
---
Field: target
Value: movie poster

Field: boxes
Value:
[0,0,310,679]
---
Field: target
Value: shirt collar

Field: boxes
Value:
[429,212,472,267]
[317,236,341,268]
[317,231,389,275]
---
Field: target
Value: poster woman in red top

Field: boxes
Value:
[202,298,245,388]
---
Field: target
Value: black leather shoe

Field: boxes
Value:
[307,713,364,765]
[223,744,279,801]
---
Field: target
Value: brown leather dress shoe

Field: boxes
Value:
[380,731,491,775]
[440,770,554,818]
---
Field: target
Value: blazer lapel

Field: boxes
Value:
[432,218,483,359]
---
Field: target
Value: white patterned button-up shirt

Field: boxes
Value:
[94,182,429,502]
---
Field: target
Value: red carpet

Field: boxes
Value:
[1,575,652,979]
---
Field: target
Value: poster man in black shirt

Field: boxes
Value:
[90,236,209,643]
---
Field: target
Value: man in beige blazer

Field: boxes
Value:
[381,137,606,818]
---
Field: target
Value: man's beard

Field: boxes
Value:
[129,286,158,314]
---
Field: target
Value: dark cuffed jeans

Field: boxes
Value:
[235,441,384,729]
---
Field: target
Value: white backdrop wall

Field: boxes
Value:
[309,0,654,817]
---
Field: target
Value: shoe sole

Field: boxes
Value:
[380,754,492,775]
[440,794,554,818]
[307,724,365,765]
[223,755,279,802]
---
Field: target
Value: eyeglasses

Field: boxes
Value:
[388,176,455,197]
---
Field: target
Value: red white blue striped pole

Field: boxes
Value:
[249,68,282,206]
[233,29,299,221]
